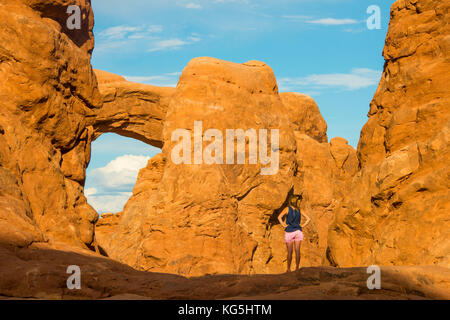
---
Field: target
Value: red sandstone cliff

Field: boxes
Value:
[327,0,450,268]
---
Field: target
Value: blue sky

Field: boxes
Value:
[86,0,393,213]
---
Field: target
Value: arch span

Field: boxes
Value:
[92,70,176,149]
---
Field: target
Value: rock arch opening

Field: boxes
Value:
[85,133,161,216]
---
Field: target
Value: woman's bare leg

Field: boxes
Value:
[286,242,294,272]
[294,241,302,270]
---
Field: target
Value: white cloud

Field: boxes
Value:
[343,27,366,34]
[95,24,202,54]
[90,155,150,191]
[213,0,251,3]
[306,18,359,26]
[147,33,202,52]
[166,72,182,76]
[123,72,181,87]
[85,188,98,197]
[185,2,203,9]
[98,26,139,40]
[188,35,202,42]
[282,15,312,20]
[98,24,163,40]
[278,68,382,92]
[85,155,151,213]
[282,15,360,27]
[94,40,129,53]
[148,38,189,52]
[95,24,165,53]
[87,192,132,214]
[147,25,164,33]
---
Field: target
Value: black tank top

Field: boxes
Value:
[285,206,302,232]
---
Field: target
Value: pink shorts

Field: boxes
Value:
[284,230,304,243]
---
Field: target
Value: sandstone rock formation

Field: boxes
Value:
[93,53,362,275]
[280,92,328,143]
[94,71,355,274]
[327,0,450,267]
[92,70,175,148]
[97,58,300,276]
[0,1,175,253]
[1,0,449,300]
[0,0,101,249]
[291,134,358,266]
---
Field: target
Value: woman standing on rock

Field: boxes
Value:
[278,194,311,272]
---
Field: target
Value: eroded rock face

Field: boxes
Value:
[0,0,101,248]
[0,0,177,252]
[290,134,358,266]
[327,0,450,267]
[280,93,328,143]
[94,57,357,276]
[92,70,176,148]
[97,58,300,276]
[94,154,167,264]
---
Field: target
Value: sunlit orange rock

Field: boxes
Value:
[93,70,175,148]
[0,0,101,248]
[327,0,450,268]
[99,57,300,276]
[0,0,448,301]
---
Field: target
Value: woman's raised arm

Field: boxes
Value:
[301,211,311,228]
